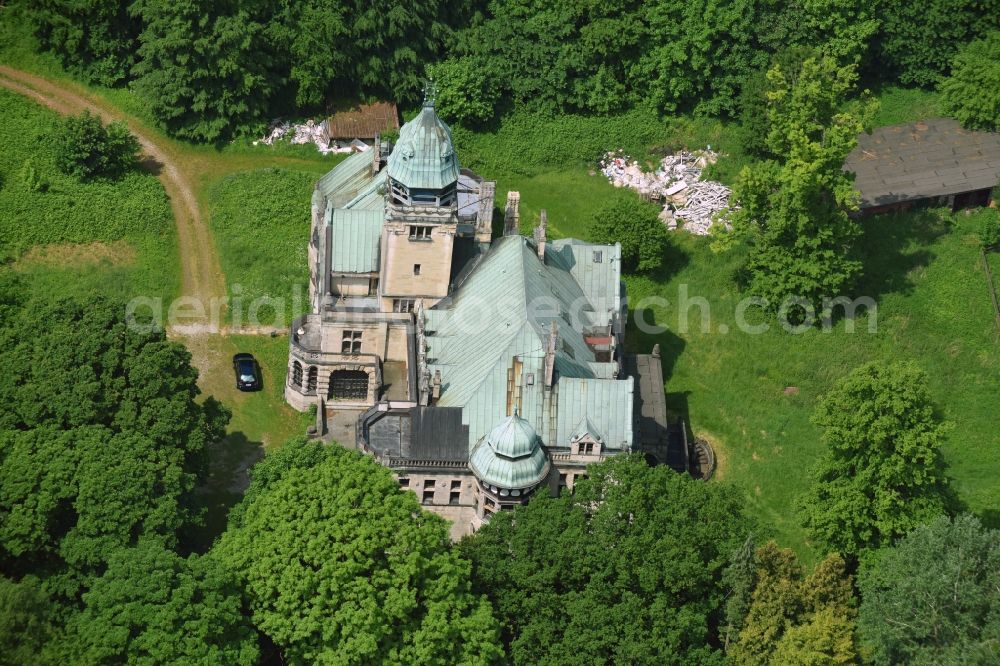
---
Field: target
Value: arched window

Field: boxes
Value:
[291,361,303,387]
[306,366,318,392]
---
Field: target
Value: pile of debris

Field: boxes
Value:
[255,120,368,155]
[599,149,733,235]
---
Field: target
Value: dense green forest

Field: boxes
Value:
[16,0,1000,139]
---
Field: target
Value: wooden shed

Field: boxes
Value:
[846,118,1000,215]
[322,102,400,148]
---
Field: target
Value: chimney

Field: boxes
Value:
[504,191,521,236]
[543,321,557,390]
[432,369,442,402]
[535,210,547,262]
[418,368,431,406]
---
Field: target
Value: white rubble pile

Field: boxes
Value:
[599,149,733,235]
[254,120,369,155]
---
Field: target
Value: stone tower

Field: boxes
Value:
[379,98,461,313]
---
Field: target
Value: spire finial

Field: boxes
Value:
[422,79,437,108]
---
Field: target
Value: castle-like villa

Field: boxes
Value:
[286,98,678,537]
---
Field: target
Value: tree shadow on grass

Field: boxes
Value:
[643,237,691,286]
[182,431,264,554]
[977,508,1000,530]
[137,154,164,177]
[855,208,952,302]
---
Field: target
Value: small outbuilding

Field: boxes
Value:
[846,118,1000,215]
[322,102,400,151]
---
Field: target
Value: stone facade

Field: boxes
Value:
[289,98,674,538]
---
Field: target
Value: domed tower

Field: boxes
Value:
[379,96,461,313]
[469,412,551,525]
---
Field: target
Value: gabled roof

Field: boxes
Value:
[547,239,623,327]
[424,235,632,450]
[316,149,377,207]
[329,209,382,273]
[571,416,604,443]
[426,236,598,409]
[554,377,633,449]
[341,169,387,211]
[846,118,1000,208]
[326,102,399,140]
[386,102,460,191]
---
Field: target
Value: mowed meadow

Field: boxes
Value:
[0,88,177,302]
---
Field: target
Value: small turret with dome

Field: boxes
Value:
[470,411,551,520]
[385,83,460,208]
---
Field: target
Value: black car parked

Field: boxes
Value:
[233,353,261,391]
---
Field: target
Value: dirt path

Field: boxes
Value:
[0,65,226,315]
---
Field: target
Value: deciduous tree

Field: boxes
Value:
[130,0,277,142]
[55,111,140,181]
[0,289,228,588]
[463,454,754,665]
[71,541,259,665]
[0,575,59,666]
[858,514,1000,665]
[428,58,502,127]
[875,0,1000,87]
[589,190,671,273]
[730,543,857,666]
[718,55,875,318]
[26,0,139,86]
[215,440,503,665]
[940,31,1000,133]
[800,361,952,557]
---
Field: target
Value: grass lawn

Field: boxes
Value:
[986,249,1000,324]
[207,167,338,325]
[0,87,179,302]
[871,85,942,126]
[180,332,312,548]
[621,207,1000,560]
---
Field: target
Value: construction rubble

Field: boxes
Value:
[599,149,733,235]
[254,120,370,155]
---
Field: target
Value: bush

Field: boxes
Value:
[981,211,1000,249]
[940,31,1000,132]
[589,190,670,273]
[55,110,139,181]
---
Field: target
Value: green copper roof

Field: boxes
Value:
[329,209,382,273]
[571,416,604,443]
[316,149,378,207]
[469,413,550,489]
[546,239,623,327]
[423,235,633,451]
[486,413,539,458]
[386,102,460,190]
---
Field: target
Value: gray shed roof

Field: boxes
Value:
[846,118,1000,208]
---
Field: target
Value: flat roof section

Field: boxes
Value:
[846,118,1000,208]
